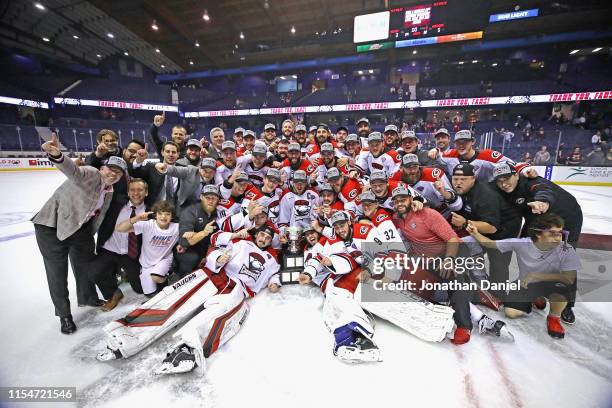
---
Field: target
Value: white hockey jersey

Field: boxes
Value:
[244,162,270,188]
[206,233,280,297]
[214,154,253,186]
[439,149,514,182]
[355,148,401,177]
[277,187,320,229]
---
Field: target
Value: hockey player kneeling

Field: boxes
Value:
[97,225,281,375]
[299,211,383,364]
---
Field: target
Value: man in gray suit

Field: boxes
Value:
[33,133,127,334]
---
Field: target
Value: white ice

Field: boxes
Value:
[0,171,611,408]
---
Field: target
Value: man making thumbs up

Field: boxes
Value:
[150,111,188,159]
[33,133,127,334]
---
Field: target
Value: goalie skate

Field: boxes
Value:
[478,315,515,342]
[153,345,198,375]
[335,336,382,363]
[96,346,123,362]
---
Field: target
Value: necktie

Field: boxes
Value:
[165,175,175,203]
[127,206,138,259]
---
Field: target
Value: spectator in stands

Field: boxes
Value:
[521,152,533,165]
[537,127,546,141]
[533,146,551,165]
[495,128,514,147]
[88,178,148,311]
[585,146,606,166]
[151,112,187,158]
[206,128,225,160]
[522,128,531,143]
[33,134,125,334]
[591,130,602,150]
[175,185,220,278]
[556,147,566,165]
[566,147,583,166]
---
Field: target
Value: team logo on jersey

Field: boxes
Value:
[359,225,369,235]
[239,252,266,281]
[516,198,525,205]
[395,153,402,161]
[268,199,280,220]
[372,163,384,170]
[245,191,257,200]
[431,168,442,179]
[375,214,387,223]
[219,198,230,206]
[294,199,311,217]
[491,151,502,160]
[348,189,358,199]
[306,164,314,173]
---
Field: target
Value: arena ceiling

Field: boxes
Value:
[0,0,610,74]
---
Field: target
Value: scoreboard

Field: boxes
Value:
[354,0,491,46]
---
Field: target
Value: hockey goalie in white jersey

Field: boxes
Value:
[97,225,281,375]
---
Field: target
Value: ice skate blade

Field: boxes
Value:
[335,347,382,364]
[96,348,120,362]
[152,360,197,375]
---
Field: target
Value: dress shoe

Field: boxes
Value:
[60,316,77,334]
[101,291,124,312]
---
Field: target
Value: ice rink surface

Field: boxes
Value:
[0,171,611,408]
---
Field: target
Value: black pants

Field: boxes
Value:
[504,280,572,313]
[34,222,98,318]
[175,243,207,278]
[89,248,143,299]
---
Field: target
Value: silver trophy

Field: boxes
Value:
[286,226,303,254]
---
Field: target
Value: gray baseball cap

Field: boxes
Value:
[105,156,127,173]
[392,185,412,199]
[235,172,249,183]
[266,168,282,181]
[244,130,256,139]
[401,153,420,167]
[318,183,334,193]
[493,162,516,180]
[252,143,268,156]
[330,211,351,226]
[356,117,369,126]
[221,141,237,151]
[326,167,341,180]
[288,142,301,152]
[309,125,317,133]
[384,124,398,134]
[369,170,388,183]
[346,134,359,143]
[201,184,220,197]
[368,131,383,143]
[359,191,377,203]
[434,128,449,137]
[320,142,334,154]
[234,127,245,134]
[186,138,201,148]
[295,124,307,132]
[454,130,473,141]
[200,157,217,169]
[302,224,318,235]
[401,130,418,140]
[264,123,276,131]
[293,170,308,183]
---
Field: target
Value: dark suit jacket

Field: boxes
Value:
[129,161,186,209]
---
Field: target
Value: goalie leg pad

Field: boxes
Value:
[98,270,218,360]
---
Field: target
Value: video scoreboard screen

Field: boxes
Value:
[354,0,490,45]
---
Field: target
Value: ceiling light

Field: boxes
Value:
[73,35,79,39]
[235,44,239,49]
[357,70,363,75]
[107,33,114,39]
[592,47,602,53]
[203,10,210,21]
[472,60,478,63]
[161,64,165,68]
[96,54,102,58]
[291,26,296,34]
[412,49,417,54]
[123,51,129,56]
[189,60,194,65]
[151,20,159,31]
[239,32,245,40]
[240,56,246,61]
[569,49,579,54]
[280,76,286,80]
[368,69,374,74]
[42,37,50,42]
[458,61,464,65]
[263,0,269,9]
[292,75,297,78]
[491,62,498,67]
[155,48,160,53]
[34,3,45,10]
[195,41,200,47]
